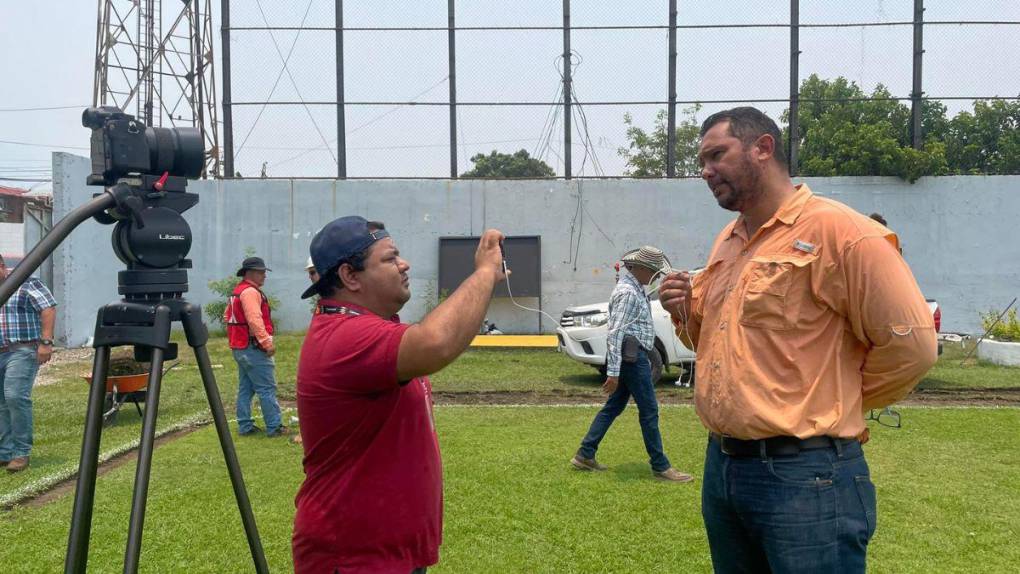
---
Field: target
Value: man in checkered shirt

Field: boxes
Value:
[0,254,57,473]
[571,246,693,482]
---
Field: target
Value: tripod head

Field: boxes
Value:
[95,175,199,300]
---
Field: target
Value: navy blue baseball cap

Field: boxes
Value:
[301,215,391,299]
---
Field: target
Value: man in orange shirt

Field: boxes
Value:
[660,107,937,573]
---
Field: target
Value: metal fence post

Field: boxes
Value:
[449,0,458,178]
[220,0,233,177]
[563,0,572,179]
[336,0,347,178]
[788,0,800,176]
[911,0,925,150]
[666,0,678,178]
[193,2,204,177]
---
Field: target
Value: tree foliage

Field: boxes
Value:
[618,105,703,177]
[619,74,1020,182]
[204,248,280,327]
[460,149,556,178]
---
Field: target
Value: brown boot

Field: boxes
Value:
[653,467,693,482]
[267,426,293,438]
[571,454,608,471]
[6,456,30,473]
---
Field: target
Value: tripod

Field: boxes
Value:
[67,299,269,573]
[0,178,270,573]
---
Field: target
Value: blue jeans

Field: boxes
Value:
[0,347,41,460]
[701,435,877,574]
[578,349,671,472]
[233,347,282,434]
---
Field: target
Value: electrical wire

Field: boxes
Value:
[235,0,317,162]
[0,105,88,112]
[0,139,89,151]
[254,0,337,166]
[269,75,450,169]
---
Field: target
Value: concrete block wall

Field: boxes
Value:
[48,152,1018,346]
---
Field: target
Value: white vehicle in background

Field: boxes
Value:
[556,298,696,385]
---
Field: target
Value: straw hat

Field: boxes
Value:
[620,245,669,273]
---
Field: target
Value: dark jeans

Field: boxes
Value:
[578,349,671,472]
[701,435,877,574]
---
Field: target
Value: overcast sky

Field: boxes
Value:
[2,0,1018,187]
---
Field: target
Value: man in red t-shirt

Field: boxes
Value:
[294,216,506,574]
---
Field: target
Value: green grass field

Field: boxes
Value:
[1,333,1017,572]
[1,406,1017,573]
[917,341,1020,389]
[1,335,1015,504]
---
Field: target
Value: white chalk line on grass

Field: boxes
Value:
[1,407,299,510]
[0,413,211,509]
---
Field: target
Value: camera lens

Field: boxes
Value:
[146,126,204,179]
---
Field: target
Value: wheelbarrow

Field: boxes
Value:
[82,361,180,426]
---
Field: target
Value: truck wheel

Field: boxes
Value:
[650,348,665,384]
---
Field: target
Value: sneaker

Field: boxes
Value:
[653,467,694,482]
[6,456,30,473]
[239,426,263,436]
[267,426,293,438]
[571,454,608,471]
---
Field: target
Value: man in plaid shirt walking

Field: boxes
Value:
[571,246,693,482]
[0,254,57,473]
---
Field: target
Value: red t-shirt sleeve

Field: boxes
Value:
[322,315,410,394]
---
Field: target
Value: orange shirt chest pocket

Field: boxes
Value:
[739,253,819,331]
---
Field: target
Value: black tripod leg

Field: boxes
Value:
[65,345,112,574]
[123,346,166,573]
[182,307,269,573]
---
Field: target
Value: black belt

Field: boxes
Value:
[0,341,38,354]
[710,432,855,458]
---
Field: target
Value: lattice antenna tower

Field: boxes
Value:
[92,0,220,177]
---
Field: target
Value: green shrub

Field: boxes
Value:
[204,249,281,327]
[981,308,1020,342]
[204,275,280,327]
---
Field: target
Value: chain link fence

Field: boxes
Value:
[223,0,1020,179]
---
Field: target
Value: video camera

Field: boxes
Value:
[82,106,204,186]
[78,107,206,290]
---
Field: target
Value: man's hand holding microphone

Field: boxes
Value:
[659,270,694,324]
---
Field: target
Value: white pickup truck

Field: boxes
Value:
[556,298,696,385]
[556,297,942,384]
